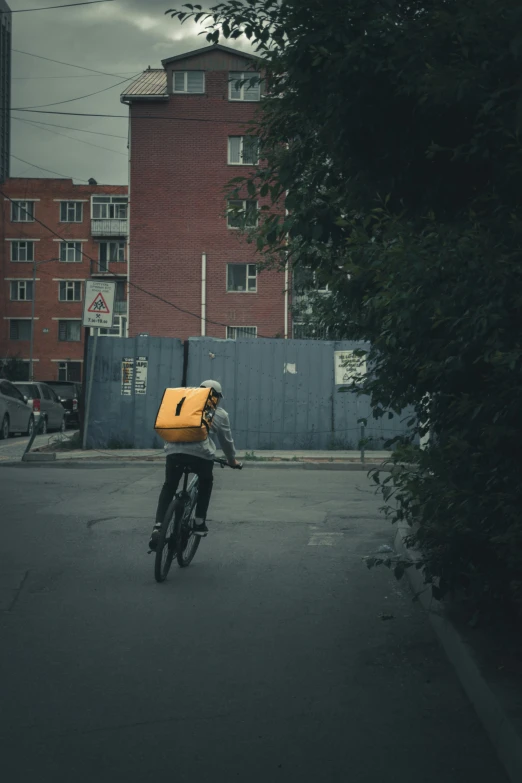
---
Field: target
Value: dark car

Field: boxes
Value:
[43,381,82,427]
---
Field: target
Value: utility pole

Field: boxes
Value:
[28,257,58,381]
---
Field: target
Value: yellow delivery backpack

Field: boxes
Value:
[154,386,220,443]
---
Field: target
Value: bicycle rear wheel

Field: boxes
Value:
[177,487,201,568]
[154,499,181,583]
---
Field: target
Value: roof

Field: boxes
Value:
[161,43,259,67]
[121,70,167,100]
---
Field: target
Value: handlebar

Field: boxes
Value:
[214,458,243,470]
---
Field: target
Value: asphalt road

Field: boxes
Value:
[0,463,508,783]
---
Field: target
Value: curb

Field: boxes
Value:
[22,452,56,462]
[395,524,522,783]
[0,459,392,471]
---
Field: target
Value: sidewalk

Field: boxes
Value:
[1,446,393,467]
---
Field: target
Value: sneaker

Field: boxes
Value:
[193,519,208,537]
[148,526,161,551]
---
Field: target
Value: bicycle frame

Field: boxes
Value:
[176,457,237,514]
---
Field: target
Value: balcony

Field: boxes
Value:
[90,262,128,277]
[91,219,128,237]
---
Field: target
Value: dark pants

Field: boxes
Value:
[155,454,214,527]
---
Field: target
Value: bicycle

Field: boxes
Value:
[154,457,242,583]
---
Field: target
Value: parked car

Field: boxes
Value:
[0,379,35,440]
[14,382,67,434]
[42,381,82,427]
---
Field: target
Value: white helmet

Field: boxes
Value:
[200,379,223,398]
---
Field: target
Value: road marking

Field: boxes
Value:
[308,532,344,547]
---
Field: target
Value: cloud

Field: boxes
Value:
[10,0,254,184]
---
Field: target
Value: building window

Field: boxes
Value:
[9,319,32,340]
[10,280,33,301]
[60,241,82,263]
[227,263,257,293]
[99,315,127,337]
[11,240,34,262]
[58,361,82,382]
[228,136,259,165]
[226,326,258,339]
[92,196,128,220]
[58,320,81,342]
[229,71,261,102]
[114,281,127,314]
[173,71,205,94]
[227,200,258,229]
[11,200,35,222]
[98,241,125,271]
[59,280,82,302]
[314,273,330,293]
[60,201,83,222]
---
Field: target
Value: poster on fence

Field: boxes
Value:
[334,351,367,386]
[121,357,134,396]
[135,357,148,395]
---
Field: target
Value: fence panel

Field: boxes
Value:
[333,340,417,448]
[185,337,335,450]
[85,335,183,449]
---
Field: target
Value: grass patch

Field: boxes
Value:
[243,451,271,461]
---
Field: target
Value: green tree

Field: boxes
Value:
[166,1,522,618]
[0,355,29,382]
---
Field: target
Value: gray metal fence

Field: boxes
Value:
[85,335,415,450]
[84,335,183,450]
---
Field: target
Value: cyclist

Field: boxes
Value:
[149,380,239,550]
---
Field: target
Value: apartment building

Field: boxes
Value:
[0,178,128,381]
[121,43,289,341]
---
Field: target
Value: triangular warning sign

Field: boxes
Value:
[87,291,110,314]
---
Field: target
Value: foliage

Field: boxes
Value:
[165,1,522,619]
[0,355,29,381]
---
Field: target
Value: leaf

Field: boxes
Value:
[247,179,257,197]
[394,563,406,580]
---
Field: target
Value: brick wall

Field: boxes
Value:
[0,178,127,381]
[128,63,289,341]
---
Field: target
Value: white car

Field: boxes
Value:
[0,379,35,440]
[14,381,66,434]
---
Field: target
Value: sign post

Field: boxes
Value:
[82,281,115,449]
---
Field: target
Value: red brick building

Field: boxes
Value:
[0,178,128,382]
[121,43,290,341]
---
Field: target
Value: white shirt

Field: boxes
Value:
[164,406,237,462]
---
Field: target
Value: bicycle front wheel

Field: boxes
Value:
[154,499,181,583]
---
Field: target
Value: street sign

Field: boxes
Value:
[83,280,116,329]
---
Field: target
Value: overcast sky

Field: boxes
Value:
[10,0,253,185]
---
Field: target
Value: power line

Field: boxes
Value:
[3,1,115,12]
[11,109,253,125]
[13,117,128,156]
[10,154,89,182]
[13,49,139,79]
[12,73,141,110]
[0,189,275,338]
[10,116,128,138]
[12,73,138,80]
